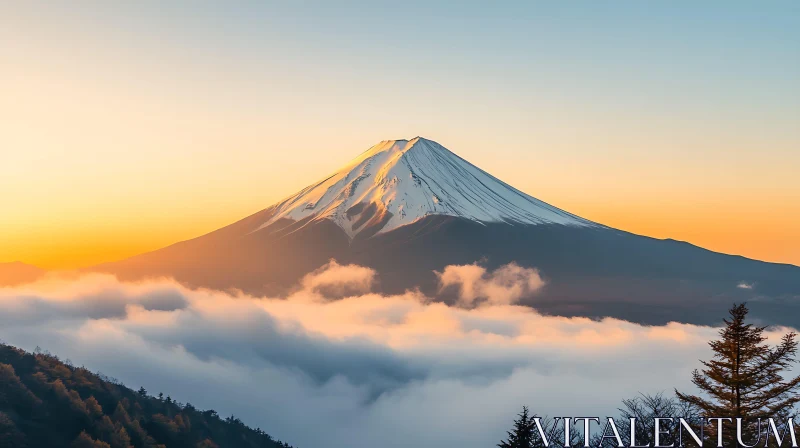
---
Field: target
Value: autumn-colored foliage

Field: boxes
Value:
[0,344,291,448]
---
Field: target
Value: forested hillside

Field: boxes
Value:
[0,344,292,448]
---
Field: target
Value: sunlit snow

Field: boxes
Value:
[258,137,596,238]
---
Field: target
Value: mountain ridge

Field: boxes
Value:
[0,343,293,448]
[0,261,46,287]
[93,137,800,327]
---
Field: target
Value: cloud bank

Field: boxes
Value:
[0,263,779,448]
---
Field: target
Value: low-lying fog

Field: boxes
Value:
[2,261,786,447]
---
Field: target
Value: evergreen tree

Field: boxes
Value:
[676,303,800,446]
[498,406,536,448]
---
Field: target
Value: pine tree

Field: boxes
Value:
[499,406,536,448]
[676,303,800,446]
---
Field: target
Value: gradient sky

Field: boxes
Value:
[2,1,799,269]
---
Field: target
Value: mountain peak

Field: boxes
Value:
[362,137,445,158]
[258,138,595,238]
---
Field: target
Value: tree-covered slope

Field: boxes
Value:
[0,344,292,448]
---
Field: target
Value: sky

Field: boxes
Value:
[1,1,799,269]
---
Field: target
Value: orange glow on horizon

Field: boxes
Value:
[2,4,797,270]
[3,192,799,271]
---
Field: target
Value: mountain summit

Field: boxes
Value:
[97,137,800,327]
[261,137,594,238]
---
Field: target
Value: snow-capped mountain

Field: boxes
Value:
[96,137,800,328]
[260,137,594,238]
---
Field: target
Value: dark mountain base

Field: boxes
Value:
[359,217,800,326]
[96,212,800,328]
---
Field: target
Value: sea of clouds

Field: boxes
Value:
[1,261,786,448]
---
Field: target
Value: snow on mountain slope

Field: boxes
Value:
[258,137,596,238]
